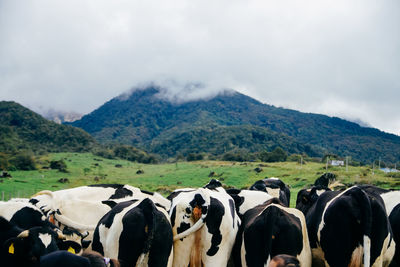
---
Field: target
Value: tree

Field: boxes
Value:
[9,153,36,170]
[0,153,10,170]
[259,147,287,162]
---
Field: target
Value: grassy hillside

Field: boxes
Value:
[0,101,96,154]
[1,153,399,206]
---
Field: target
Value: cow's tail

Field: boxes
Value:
[262,204,280,266]
[347,186,372,267]
[136,198,163,267]
[173,189,210,241]
[31,190,54,198]
[54,212,96,231]
[173,215,206,241]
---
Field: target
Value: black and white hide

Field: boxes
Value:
[29,184,170,250]
[358,185,400,267]
[168,187,240,267]
[249,178,291,206]
[234,198,311,267]
[226,188,273,217]
[0,200,54,230]
[92,198,173,267]
[296,185,395,267]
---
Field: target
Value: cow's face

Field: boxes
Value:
[3,226,63,266]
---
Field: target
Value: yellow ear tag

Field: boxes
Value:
[9,243,15,254]
[68,247,75,254]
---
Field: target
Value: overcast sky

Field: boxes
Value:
[1,0,399,135]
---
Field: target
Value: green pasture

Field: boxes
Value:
[1,153,399,207]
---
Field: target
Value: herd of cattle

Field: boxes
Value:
[1,176,400,267]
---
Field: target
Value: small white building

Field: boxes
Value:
[330,160,344,166]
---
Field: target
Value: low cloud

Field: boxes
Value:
[0,0,399,135]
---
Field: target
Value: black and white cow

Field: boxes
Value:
[0,216,66,267]
[205,179,274,219]
[226,188,273,217]
[29,184,171,249]
[29,184,142,216]
[357,185,400,267]
[92,198,173,267]
[234,198,311,267]
[249,178,291,206]
[168,186,240,267]
[0,200,91,256]
[0,200,54,230]
[296,185,395,267]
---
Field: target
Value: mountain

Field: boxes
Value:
[0,101,96,154]
[69,87,400,163]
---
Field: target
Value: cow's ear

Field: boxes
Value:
[82,240,91,249]
[3,237,27,256]
[230,194,244,207]
[57,240,82,254]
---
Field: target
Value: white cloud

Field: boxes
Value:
[0,0,399,135]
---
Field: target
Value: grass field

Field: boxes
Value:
[1,153,399,207]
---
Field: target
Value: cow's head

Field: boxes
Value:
[56,226,91,255]
[249,180,267,191]
[296,186,330,214]
[203,179,222,190]
[3,226,64,267]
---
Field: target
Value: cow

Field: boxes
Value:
[40,250,120,267]
[1,216,66,267]
[205,179,274,219]
[29,184,171,250]
[296,185,395,267]
[0,199,91,255]
[234,198,311,267]
[0,200,54,230]
[29,184,143,216]
[226,188,273,217]
[249,178,291,206]
[313,173,336,188]
[389,204,400,267]
[92,198,173,267]
[357,185,400,267]
[168,186,240,267]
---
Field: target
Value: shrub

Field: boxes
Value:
[9,153,36,170]
[187,153,204,161]
[50,160,68,172]
[93,148,115,159]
